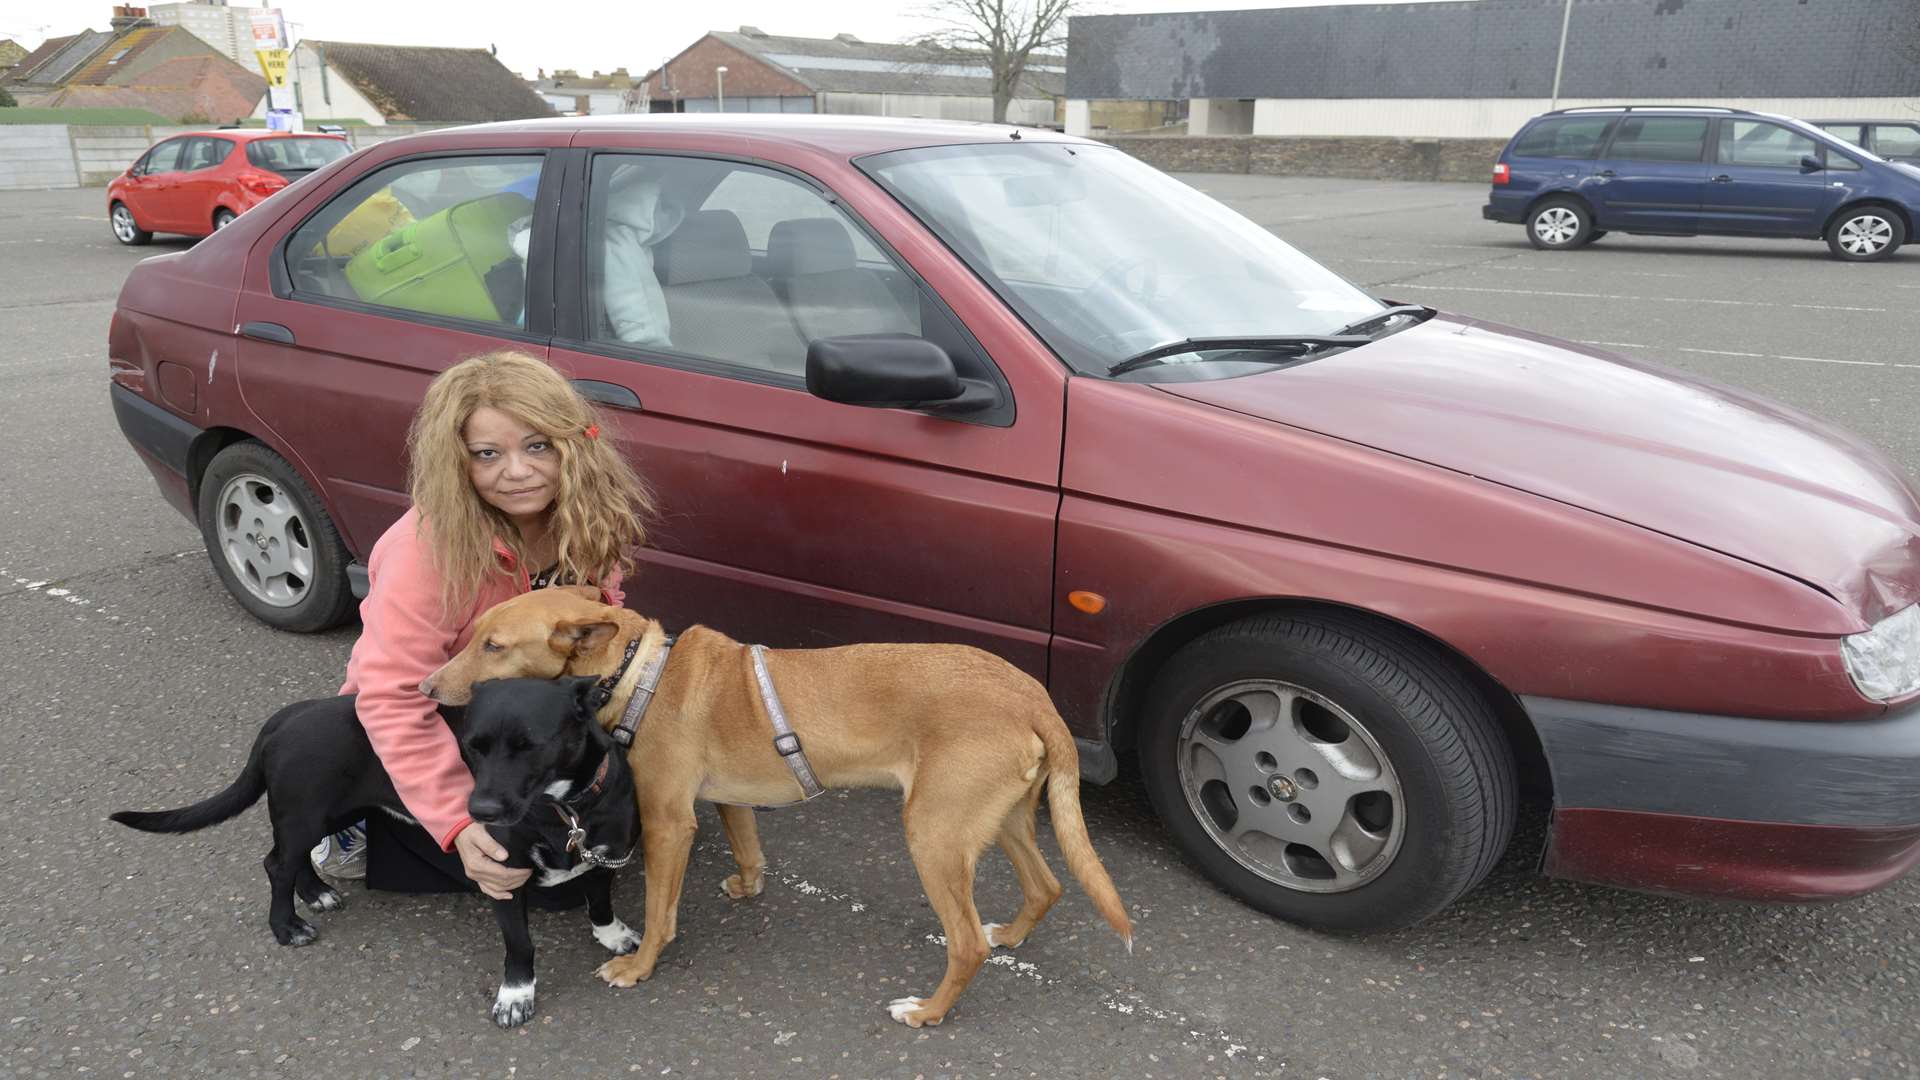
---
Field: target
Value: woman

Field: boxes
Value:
[314,350,652,899]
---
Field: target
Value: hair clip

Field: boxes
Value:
[585,424,600,440]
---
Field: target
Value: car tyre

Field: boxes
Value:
[196,441,356,633]
[110,202,151,246]
[1825,208,1905,261]
[1525,198,1592,251]
[1584,230,1607,244]
[213,208,238,230]
[1140,613,1516,932]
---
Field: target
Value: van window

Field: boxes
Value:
[1718,121,1818,168]
[1870,124,1920,159]
[1604,117,1708,163]
[1512,117,1614,159]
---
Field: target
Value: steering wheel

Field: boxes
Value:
[1086,255,1162,302]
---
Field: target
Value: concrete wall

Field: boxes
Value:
[1104,135,1510,184]
[0,122,458,191]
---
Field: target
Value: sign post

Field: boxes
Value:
[249,9,300,132]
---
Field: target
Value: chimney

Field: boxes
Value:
[110,6,150,33]
[738,25,767,37]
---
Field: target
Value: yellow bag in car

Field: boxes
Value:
[312,188,413,259]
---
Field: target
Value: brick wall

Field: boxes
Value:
[1105,135,1506,183]
[645,36,810,100]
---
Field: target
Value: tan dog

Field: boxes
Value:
[422,587,1131,1028]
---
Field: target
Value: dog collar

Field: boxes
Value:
[587,636,646,713]
[557,749,614,807]
[611,634,675,749]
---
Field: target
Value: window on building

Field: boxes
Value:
[1604,117,1709,163]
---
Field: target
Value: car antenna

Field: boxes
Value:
[1009,128,1022,140]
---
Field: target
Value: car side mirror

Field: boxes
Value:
[1800,154,1823,174]
[805,334,996,414]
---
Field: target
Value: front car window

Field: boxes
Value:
[283,155,542,327]
[861,142,1380,377]
[1719,120,1818,168]
[1604,117,1709,162]
[142,139,186,175]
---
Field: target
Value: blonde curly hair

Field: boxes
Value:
[406,350,653,615]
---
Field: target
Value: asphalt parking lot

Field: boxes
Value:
[1,176,1916,1080]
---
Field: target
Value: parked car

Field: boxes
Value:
[109,116,1920,931]
[107,130,351,245]
[1812,119,1920,164]
[1483,106,1920,260]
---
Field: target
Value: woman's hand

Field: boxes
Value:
[453,822,531,899]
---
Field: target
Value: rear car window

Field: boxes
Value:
[1718,120,1818,168]
[1604,117,1708,163]
[248,137,351,176]
[1871,124,1920,158]
[183,137,231,172]
[1512,117,1614,159]
[283,155,543,328]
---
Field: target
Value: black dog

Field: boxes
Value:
[111,676,641,1027]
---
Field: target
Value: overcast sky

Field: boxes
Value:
[5,0,1460,79]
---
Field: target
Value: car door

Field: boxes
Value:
[175,136,234,232]
[1700,119,1843,235]
[1586,115,1710,232]
[130,137,189,231]
[546,144,1067,676]
[231,142,569,555]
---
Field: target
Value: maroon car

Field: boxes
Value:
[108,116,1920,931]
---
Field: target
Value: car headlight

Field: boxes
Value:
[1842,603,1920,702]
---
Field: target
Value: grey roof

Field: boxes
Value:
[8,29,114,87]
[1067,0,1920,100]
[712,30,1063,99]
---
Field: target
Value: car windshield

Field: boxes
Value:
[860,142,1383,378]
[247,136,351,175]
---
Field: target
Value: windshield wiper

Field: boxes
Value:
[1330,304,1432,338]
[1106,334,1370,377]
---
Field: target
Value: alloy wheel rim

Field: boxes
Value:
[1838,215,1892,255]
[213,473,314,608]
[112,206,136,241]
[1534,207,1579,245]
[214,211,234,229]
[1175,679,1406,894]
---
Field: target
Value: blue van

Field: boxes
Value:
[1483,106,1920,261]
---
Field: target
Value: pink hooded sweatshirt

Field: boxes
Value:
[339,507,625,851]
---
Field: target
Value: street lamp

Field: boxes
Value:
[715,65,727,113]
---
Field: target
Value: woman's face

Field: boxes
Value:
[463,406,560,526]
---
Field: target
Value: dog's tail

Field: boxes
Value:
[110,738,267,834]
[1036,715,1133,953]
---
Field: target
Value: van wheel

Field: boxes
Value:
[1139,613,1516,932]
[196,442,356,633]
[110,203,151,246]
[1826,209,1904,261]
[1526,199,1591,250]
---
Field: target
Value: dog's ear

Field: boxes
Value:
[566,674,602,717]
[548,619,619,657]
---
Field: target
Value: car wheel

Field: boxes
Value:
[1825,209,1905,261]
[213,208,238,230]
[196,442,356,633]
[1140,613,1516,932]
[1526,199,1591,251]
[1584,230,1607,244]
[110,202,151,246]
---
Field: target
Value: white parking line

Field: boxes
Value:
[1393,282,1885,312]
[1575,340,1920,370]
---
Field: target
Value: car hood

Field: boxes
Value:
[1158,316,1920,626]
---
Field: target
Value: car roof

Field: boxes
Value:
[1807,119,1919,126]
[162,129,347,142]
[407,113,1095,157]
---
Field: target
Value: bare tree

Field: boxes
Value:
[917,0,1073,124]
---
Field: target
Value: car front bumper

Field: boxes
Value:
[1526,694,1920,901]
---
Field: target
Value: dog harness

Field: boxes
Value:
[545,750,634,869]
[748,644,826,803]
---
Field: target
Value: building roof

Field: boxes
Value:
[304,40,557,122]
[1068,0,1920,101]
[666,29,1063,99]
[44,53,264,122]
[532,68,637,91]
[4,29,114,86]
[65,25,172,85]
[0,40,30,69]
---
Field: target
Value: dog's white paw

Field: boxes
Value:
[887,996,927,1025]
[592,918,642,955]
[306,886,344,913]
[984,922,1019,948]
[491,980,536,1028]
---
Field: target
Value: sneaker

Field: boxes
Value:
[311,823,368,880]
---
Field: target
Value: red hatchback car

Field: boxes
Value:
[107,116,1920,931]
[107,129,350,245]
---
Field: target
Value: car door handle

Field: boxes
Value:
[1595,169,1615,178]
[1711,174,1734,182]
[239,321,295,344]
[570,379,641,410]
